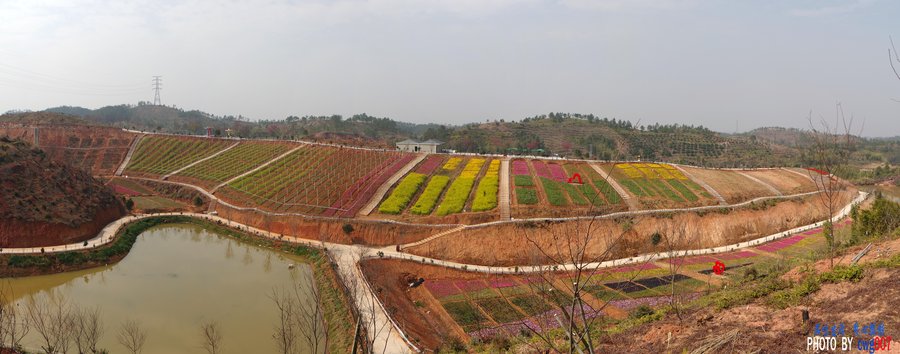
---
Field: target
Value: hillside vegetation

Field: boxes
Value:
[0,137,125,247]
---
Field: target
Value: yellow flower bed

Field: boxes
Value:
[443,157,463,171]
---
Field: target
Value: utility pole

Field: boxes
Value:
[152,76,162,105]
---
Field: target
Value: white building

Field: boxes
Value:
[396,139,443,153]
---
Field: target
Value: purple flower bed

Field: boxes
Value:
[512,160,530,175]
[488,278,519,288]
[608,293,701,311]
[714,250,758,261]
[803,228,822,235]
[415,155,444,174]
[531,160,552,179]
[455,279,488,292]
[548,163,568,182]
[425,280,461,298]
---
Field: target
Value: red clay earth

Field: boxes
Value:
[0,138,125,247]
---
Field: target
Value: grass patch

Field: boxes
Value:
[443,301,487,326]
[667,179,699,202]
[594,178,622,204]
[618,179,645,197]
[561,182,588,206]
[516,188,538,205]
[539,177,568,206]
[514,175,534,187]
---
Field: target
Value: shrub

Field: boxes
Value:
[379,173,427,214]
[342,223,354,234]
[629,305,655,319]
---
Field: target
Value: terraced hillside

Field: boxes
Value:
[216,144,414,217]
[170,140,298,189]
[124,135,235,177]
[510,159,627,218]
[0,124,137,175]
[598,162,719,209]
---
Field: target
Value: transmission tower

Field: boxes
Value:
[152,76,162,105]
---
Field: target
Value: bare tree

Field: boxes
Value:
[657,222,692,322]
[270,288,298,354]
[271,267,331,354]
[117,319,147,354]
[805,104,859,268]
[71,305,104,354]
[890,35,900,85]
[0,284,30,352]
[25,291,74,354]
[200,320,223,354]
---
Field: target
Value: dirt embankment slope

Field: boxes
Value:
[0,138,126,247]
[406,191,857,266]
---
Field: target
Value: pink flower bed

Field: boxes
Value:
[112,184,142,196]
[415,155,443,174]
[425,280,461,298]
[512,160,530,175]
[455,279,488,292]
[488,278,519,288]
[548,163,567,182]
[667,256,716,266]
[755,234,806,252]
[531,160,552,179]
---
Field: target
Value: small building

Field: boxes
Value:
[396,139,443,153]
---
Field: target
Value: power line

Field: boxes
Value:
[152,76,162,105]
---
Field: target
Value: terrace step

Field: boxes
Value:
[588,162,640,211]
[400,225,467,250]
[162,141,240,180]
[672,164,728,206]
[210,144,306,193]
[115,133,145,176]
[735,171,783,196]
[358,153,428,216]
[498,157,511,220]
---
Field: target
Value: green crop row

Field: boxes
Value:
[410,175,451,215]
[514,175,534,187]
[379,173,427,214]
[561,181,588,205]
[539,177,567,206]
[666,179,699,202]
[594,178,622,204]
[649,179,685,202]
[578,183,605,206]
[516,188,538,204]
[618,179,646,197]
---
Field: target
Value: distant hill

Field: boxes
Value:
[0,137,125,247]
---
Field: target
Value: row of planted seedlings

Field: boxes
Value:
[126,135,234,176]
[174,140,296,189]
[511,159,625,213]
[223,145,333,212]
[323,150,415,217]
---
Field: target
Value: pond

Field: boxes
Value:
[3,223,320,354]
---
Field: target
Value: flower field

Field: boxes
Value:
[125,136,234,176]
[218,144,413,215]
[378,155,500,216]
[512,159,625,210]
[172,141,296,189]
[609,163,715,207]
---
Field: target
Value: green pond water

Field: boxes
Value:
[3,224,320,354]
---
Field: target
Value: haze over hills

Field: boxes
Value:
[0,105,896,170]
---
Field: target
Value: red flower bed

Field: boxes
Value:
[324,152,415,217]
[415,155,443,174]
[755,234,806,252]
[425,280,461,298]
[805,167,828,175]
[454,279,488,292]
[112,184,142,196]
[487,278,519,288]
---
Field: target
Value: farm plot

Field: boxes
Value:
[125,135,234,177]
[172,141,296,189]
[605,163,715,209]
[740,169,818,195]
[219,144,412,216]
[1,125,137,175]
[435,158,488,215]
[512,160,538,205]
[562,163,625,208]
[678,166,776,204]
[107,177,154,196]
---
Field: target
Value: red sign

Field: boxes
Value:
[567,173,583,184]
[713,260,726,275]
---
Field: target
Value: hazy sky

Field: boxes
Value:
[1,0,898,136]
